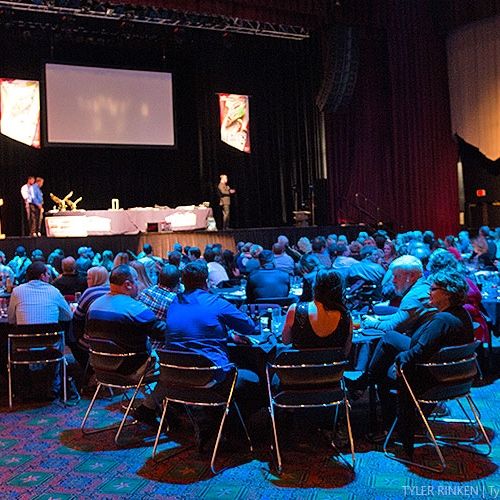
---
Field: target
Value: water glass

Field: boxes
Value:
[272,308,282,333]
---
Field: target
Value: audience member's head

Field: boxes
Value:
[188,247,201,261]
[272,243,285,256]
[31,249,44,262]
[258,249,276,268]
[15,246,27,257]
[360,245,378,261]
[428,248,460,273]
[87,266,109,287]
[297,237,312,254]
[389,255,423,296]
[26,262,48,282]
[61,256,77,274]
[298,253,321,276]
[277,235,290,247]
[168,250,182,267]
[109,264,138,297]
[311,236,326,253]
[204,248,216,263]
[159,264,181,290]
[113,251,129,268]
[250,244,263,259]
[429,269,468,308]
[313,269,346,312]
[143,243,153,255]
[182,260,209,291]
[349,241,362,258]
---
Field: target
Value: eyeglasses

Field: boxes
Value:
[430,286,446,293]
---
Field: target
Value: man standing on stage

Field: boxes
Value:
[29,177,44,237]
[20,176,35,236]
[217,174,235,230]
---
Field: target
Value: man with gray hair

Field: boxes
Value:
[362,255,435,334]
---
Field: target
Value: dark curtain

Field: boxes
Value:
[0,22,324,236]
[325,0,459,237]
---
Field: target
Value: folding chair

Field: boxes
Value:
[266,347,355,474]
[152,349,253,474]
[8,323,67,410]
[80,336,158,445]
[384,341,491,473]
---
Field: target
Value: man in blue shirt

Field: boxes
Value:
[28,176,44,237]
[135,260,261,441]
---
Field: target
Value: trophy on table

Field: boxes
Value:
[50,191,82,212]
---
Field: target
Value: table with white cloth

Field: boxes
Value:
[45,206,213,237]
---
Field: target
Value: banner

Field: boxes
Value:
[0,79,40,148]
[218,93,250,153]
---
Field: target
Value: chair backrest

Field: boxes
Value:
[157,349,233,389]
[9,323,64,350]
[248,303,281,316]
[270,347,347,389]
[410,341,480,400]
[254,296,298,307]
[86,336,147,373]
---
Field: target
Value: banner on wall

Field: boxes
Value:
[0,79,40,148]
[218,93,250,153]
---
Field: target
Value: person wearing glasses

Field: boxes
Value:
[356,269,474,448]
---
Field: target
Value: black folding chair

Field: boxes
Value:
[384,341,491,473]
[8,323,67,410]
[152,349,253,474]
[80,336,158,445]
[266,347,355,474]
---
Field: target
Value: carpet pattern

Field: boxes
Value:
[0,371,500,499]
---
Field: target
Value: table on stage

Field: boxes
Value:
[45,205,213,237]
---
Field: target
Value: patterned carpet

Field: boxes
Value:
[1,358,500,500]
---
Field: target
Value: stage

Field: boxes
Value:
[0,225,365,260]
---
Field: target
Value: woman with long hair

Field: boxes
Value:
[130,260,152,294]
[282,268,352,356]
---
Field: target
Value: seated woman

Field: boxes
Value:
[282,268,352,357]
[71,266,110,387]
[363,269,474,451]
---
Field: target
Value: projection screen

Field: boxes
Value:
[44,63,175,146]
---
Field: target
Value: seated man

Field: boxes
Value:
[345,245,386,300]
[7,261,72,401]
[51,256,88,296]
[272,242,295,276]
[86,264,166,427]
[362,255,436,334]
[135,260,261,442]
[246,250,291,303]
[138,264,181,322]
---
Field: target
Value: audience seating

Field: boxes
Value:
[266,347,355,474]
[253,296,298,309]
[8,323,67,410]
[383,341,491,473]
[152,349,253,474]
[80,336,158,445]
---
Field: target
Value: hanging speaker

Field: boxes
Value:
[316,25,360,113]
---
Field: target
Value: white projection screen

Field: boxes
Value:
[44,63,175,146]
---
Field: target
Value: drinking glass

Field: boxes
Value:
[272,308,282,334]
